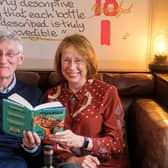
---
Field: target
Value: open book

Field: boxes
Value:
[3,93,66,139]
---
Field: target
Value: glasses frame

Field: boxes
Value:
[0,51,21,58]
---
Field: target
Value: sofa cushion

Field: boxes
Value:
[103,73,154,97]
[48,71,59,87]
[16,71,40,87]
[128,98,168,168]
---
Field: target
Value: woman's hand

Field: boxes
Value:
[67,155,100,168]
[48,129,84,148]
[22,130,41,149]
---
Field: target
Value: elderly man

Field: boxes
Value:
[0,31,42,168]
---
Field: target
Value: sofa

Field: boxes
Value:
[15,70,168,168]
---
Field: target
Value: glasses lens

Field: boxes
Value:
[0,51,20,57]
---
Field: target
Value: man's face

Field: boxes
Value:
[0,40,24,80]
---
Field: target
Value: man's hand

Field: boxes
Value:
[22,130,41,150]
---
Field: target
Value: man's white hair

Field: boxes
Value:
[0,31,23,52]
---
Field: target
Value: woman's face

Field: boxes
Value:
[61,45,87,86]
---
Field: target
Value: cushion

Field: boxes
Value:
[16,71,40,87]
[103,73,154,97]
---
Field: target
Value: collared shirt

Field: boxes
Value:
[45,79,128,167]
[0,74,16,94]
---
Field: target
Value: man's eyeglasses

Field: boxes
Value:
[0,51,21,58]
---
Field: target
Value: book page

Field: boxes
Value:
[34,101,63,110]
[8,93,33,110]
[8,93,63,111]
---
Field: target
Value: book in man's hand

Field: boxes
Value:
[2,93,66,139]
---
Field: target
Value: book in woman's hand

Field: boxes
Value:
[2,93,66,139]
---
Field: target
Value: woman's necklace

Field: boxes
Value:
[68,80,87,105]
[70,95,76,104]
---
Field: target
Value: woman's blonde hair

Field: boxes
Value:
[54,34,98,83]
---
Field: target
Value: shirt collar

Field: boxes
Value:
[0,74,16,94]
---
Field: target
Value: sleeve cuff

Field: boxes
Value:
[21,144,39,153]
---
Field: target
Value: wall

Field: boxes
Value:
[0,0,152,71]
[150,0,168,60]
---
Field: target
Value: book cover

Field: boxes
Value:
[2,93,66,139]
